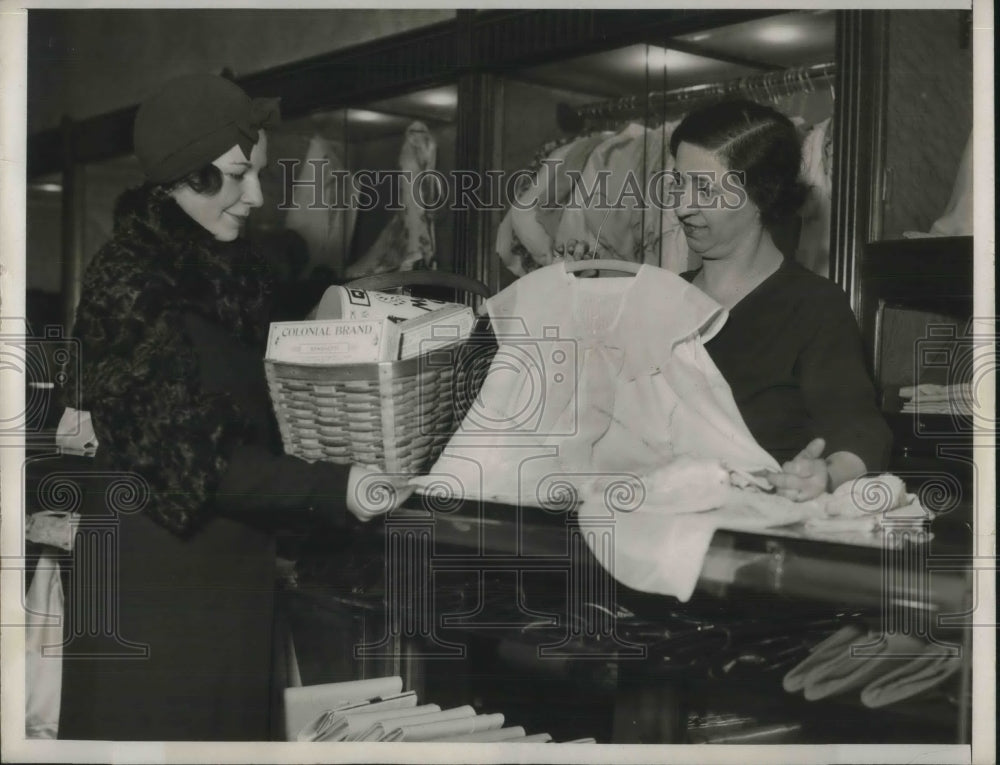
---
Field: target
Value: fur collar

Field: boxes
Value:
[68,186,275,536]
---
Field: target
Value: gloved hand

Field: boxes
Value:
[346,464,416,522]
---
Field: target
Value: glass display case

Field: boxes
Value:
[489,10,837,290]
[879,10,973,240]
[252,83,457,298]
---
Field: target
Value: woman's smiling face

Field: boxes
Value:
[170,129,268,241]
[673,141,762,261]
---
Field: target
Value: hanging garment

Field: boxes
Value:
[25,554,64,739]
[413,262,775,508]
[905,130,973,238]
[497,124,689,277]
[413,262,928,602]
[284,133,358,280]
[345,122,439,277]
[795,118,833,277]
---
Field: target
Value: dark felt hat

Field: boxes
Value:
[133,73,280,184]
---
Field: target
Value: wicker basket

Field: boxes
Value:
[265,339,491,475]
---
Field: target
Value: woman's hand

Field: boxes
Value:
[769,437,829,502]
[345,464,416,522]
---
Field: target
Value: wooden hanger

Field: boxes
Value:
[563,258,641,276]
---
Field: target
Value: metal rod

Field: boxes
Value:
[574,61,837,122]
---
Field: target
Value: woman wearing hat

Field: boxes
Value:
[59,74,408,740]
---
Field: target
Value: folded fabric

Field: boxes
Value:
[512,733,553,743]
[361,705,475,742]
[25,511,80,552]
[284,675,403,741]
[783,624,866,693]
[812,475,929,534]
[578,481,819,602]
[296,692,421,742]
[342,704,441,741]
[385,711,503,742]
[860,646,962,708]
[901,402,973,415]
[437,726,527,743]
[900,394,970,405]
[800,632,928,701]
[823,474,907,518]
[579,468,931,602]
[899,383,971,400]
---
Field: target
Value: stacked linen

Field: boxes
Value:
[899,383,974,416]
[285,675,590,744]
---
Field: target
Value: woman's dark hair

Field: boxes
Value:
[111,163,224,235]
[167,163,224,196]
[669,99,809,224]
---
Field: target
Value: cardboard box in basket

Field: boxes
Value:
[263,308,478,475]
[266,318,398,365]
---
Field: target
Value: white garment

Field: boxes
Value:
[497,123,690,276]
[905,130,973,238]
[25,554,64,739]
[928,130,973,235]
[578,490,815,602]
[414,262,776,506]
[414,263,928,603]
[285,133,358,279]
[346,122,439,277]
[580,473,928,602]
[796,118,833,276]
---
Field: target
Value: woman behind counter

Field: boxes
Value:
[670,99,891,501]
[59,74,409,741]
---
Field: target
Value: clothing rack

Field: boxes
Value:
[571,61,836,126]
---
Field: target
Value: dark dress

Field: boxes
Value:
[58,192,352,741]
[683,258,891,470]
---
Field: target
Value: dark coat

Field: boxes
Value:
[59,187,351,740]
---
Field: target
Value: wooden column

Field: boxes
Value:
[453,72,504,294]
[452,10,505,293]
[830,10,889,314]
